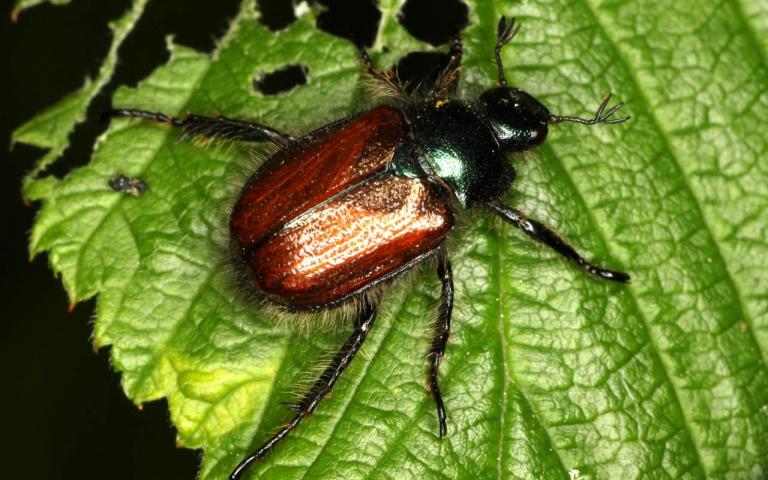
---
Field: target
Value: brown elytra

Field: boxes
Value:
[229,106,453,309]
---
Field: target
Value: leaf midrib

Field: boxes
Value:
[733,0,768,78]
[544,0,768,474]
[494,226,570,480]
[496,228,510,480]
[467,6,578,477]
[469,0,720,476]
[540,141,705,476]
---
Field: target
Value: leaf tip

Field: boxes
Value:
[67,301,76,314]
[9,9,18,24]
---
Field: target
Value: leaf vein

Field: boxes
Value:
[732,0,768,74]
[492,226,571,480]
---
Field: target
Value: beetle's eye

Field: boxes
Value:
[529,123,548,146]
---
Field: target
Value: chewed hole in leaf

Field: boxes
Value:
[47,0,244,179]
[144,0,242,54]
[314,0,380,47]
[395,51,451,93]
[117,0,242,87]
[253,64,309,95]
[256,0,299,31]
[115,0,242,89]
[398,0,469,46]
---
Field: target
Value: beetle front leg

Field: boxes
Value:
[428,247,454,437]
[106,109,294,145]
[357,47,408,99]
[486,201,630,283]
[435,34,463,95]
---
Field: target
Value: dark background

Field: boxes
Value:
[0,0,465,478]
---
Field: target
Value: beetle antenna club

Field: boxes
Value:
[106,13,632,480]
[550,93,631,125]
[495,16,521,87]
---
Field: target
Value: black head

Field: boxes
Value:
[478,87,551,152]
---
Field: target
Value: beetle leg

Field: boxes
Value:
[435,33,463,95]
[358,47,408,99]
[105,109,293,145]
[428,247,454,438]
[486,201,631,283]
[358,47,381,77]
[358,47,397,85]
[229,299,379,480]
[494,16,521,87]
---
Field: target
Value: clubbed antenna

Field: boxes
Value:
[550,93,631,125]
[495,16,522,87]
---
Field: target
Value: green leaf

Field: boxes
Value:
[21,0,768,478]
[11,0,71,22]
[14,0,148,199]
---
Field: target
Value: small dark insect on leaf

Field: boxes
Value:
[108,173,148,197]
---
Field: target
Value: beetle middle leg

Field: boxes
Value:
[486,201,630,283]
[229,298,379,480]
[428,246,454,437]
[106,109,294,145]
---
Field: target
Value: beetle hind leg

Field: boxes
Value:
[105,109,294,146]
[428,247,454,437]
[229,299,379,480]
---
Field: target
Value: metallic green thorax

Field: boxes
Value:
[392,99,515,208]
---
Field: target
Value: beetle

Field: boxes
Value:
[108,17,630,480]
